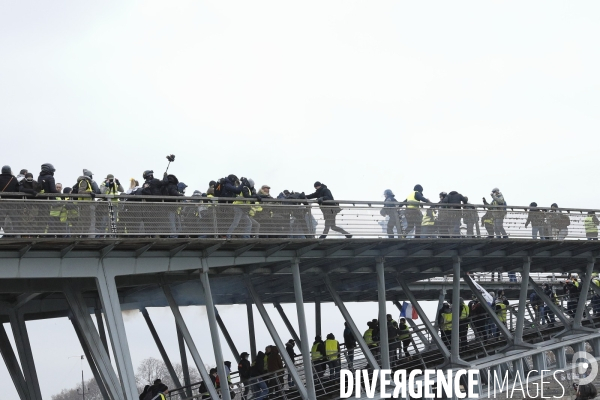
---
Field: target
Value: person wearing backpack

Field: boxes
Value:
[71,169,100,237]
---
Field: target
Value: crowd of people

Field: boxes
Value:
[1,164,599,240]
[136,271,600,400]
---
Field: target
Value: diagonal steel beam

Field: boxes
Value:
[274,303,301,347]
[0,322,28,400]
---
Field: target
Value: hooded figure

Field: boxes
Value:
[37,163,59,195]
[18,173,40,196]
[0,165,18,193]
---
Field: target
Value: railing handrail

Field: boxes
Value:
[1,193,600,212]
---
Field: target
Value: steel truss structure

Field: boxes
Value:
[0,236,599,400]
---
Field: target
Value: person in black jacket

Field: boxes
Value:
[343,322,357,370]
[249,351,268,400]
[0,165,20,237]
[238,352,251,398]
[285,340,297,387]
[306,182,351,239]
[441,191,468,238]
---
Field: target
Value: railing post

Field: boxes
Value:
[376,257,390,370]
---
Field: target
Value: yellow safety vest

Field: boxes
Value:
[585,216,598,234]
[363,329,373,345]
[398,325,410,340]
[593,278,600,288]
[574,280,580,288]
[311,343,322,361]
[406,191,420,208]
[50,199,63,217]
[497,303,507,323]
[422,212,435,226]
[78,179,93,201]
[325,339,339,360]
[460,304,469,320]
[442,312,452,331]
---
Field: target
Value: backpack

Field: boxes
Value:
[213,178,227,197]
[139,385,150,400]
[580,383,597,399]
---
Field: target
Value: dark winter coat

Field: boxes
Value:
[285,344,296,362]
[37,172,59,195]
[18,179,41,196]
[251,351,266,377]
[141,177,167,196]
[306,184,334,203]
[221,178,243,199]
[343,326,357,349]
[441,191,468,208]
[162,174,184,199]
[238,358,251,380]
[0,173,19,194]
[267,347,284,372]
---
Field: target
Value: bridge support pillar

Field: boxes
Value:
[162,284,219,400]
[376,258,390,370]
[94,307,110,359]
[70,318,111,400]
[315,297,321,338]
[274,302,301,348]
[0,322,28,400]
[246,277,310,400]
[514,258,531,344]
[590,338,600,358]
[9,311,42,400]
[215,308,241,363]
[555,346,567,369]
[96,270,138,400]
[140,308,184,393]
[176,325,193,398]
[200,271,232,400]
[291,259,317,400]
[246,300,257,363]
[574,259,596,329]
[64,287,124,400]
[325,274,379,369]
[532,352,546,376]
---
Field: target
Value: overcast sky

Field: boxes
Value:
[1,0,599,397]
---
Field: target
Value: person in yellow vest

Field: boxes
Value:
[398,318,412,358]
[421,207,437,238]
[363,321,375,348]
[438,302,452,348]
[311,336,326,380]
[585,211,600,241]
[494,298,507,335]
[401,184,431,238]
[591,272,600,315]
[458,298,470,349]
[324,333,340,381]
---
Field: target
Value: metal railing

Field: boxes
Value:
[0,194,599,240]
[164,285,600,400]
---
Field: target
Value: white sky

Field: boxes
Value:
[1,0,599,397]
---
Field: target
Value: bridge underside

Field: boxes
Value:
[0,238,597,320]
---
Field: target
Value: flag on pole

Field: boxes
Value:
[399,301,419,320]
[471,279,494,305]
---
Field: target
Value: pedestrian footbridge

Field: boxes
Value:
[0,198,599,400]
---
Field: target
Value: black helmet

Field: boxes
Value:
[383,189,394,197]
[227,174,238,182]
[143,170,154,180]
[414,184,423,192]
[439,191,447,198]
[1,165,10,174]
[530,202,538,207]
[41,163,55,173]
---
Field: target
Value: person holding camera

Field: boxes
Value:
[100,174,124,195]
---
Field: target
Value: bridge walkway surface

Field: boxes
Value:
[1,198,600,400]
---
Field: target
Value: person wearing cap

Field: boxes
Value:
[16,168,28,183]
[482,188,508,239]
[401,184,431,238]
[100,174,124,195]
[306,182,351,239]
